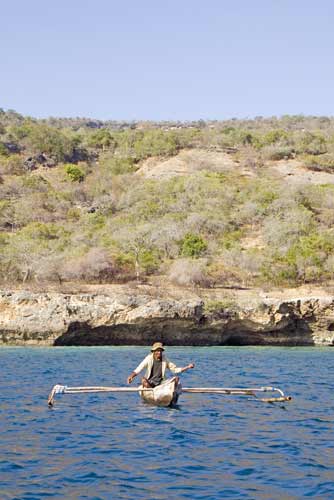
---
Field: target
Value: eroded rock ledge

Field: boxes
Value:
[1,287,334,346]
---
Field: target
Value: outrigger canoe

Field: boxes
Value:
[139,377,182,406]
[47,377,291,408]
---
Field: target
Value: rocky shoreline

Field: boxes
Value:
[1,286,334,346]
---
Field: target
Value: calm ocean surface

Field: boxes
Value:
[1,346,333,499]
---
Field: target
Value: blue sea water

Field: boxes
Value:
[1,346,333,500]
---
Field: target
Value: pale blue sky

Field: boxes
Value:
[1,0,333,120]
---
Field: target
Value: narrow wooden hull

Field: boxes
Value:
[139,377,182,407]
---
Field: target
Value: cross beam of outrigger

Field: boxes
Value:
[47,382,292,407]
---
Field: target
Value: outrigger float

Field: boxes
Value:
[47,377,292,408]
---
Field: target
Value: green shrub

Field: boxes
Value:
[114,252,134,267]
[0,200,12,229]
[0,142,9,156]
[20,222,70,242]
[133,130,179,159]
[261,232,334,284]
[220,230,243,249]
[106,157,137,175]
[65,164,85,182]
[296,132,327,155]
[220,128,260,148]
[261,144,295,161]
[87,129,115,150]
[260,258,298,285]
[112,129,180,160]
[303,154,334,172]
[204,298,238,314]
[180,233,208,258]
[139,249,160,274]
[21,174,49,191]
[66,207,81,221]
[261,129,289,146]
[86,213,106,229]
[8,121,35,140]
[287,232,334,264]
[0,154,25,174]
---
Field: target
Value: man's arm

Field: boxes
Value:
[167,358,195,374]
[127,355,150,384]
[179,363,195,373]
[127,371,137,384]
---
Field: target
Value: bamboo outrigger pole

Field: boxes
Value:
[182,386,292,403]
[47,384,155,406]
[47,383,291,407]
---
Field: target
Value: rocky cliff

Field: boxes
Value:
[1,287,334,346]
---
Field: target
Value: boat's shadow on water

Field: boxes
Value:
[169,403,182,411]
[140,401,182,411]
[260,402,289,412]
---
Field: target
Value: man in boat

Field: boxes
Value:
[127,342,195,388]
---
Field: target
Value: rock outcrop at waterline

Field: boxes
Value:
[1,288,334,346]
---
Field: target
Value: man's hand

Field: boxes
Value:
[127,372,136,384]
[181,363,195,373]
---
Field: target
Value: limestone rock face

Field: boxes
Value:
[0,289,334,346]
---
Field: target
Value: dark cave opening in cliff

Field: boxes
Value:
[52,319,317,347]
[223,334,260,346]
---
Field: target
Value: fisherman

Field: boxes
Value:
[127,342,195,388]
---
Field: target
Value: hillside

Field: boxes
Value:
[1,110,334,290]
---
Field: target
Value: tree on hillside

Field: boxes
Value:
[26,124,76,162]
[60,247,115,283]
[114,224,158,280]
[4,236,45,282]
[150,219,184,259]
[87,129,116,151]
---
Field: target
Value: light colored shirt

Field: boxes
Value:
[134,353,182,380]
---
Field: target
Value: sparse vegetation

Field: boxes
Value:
[204,298,239,314]
[303,154,334,172]
[2,109,334,287]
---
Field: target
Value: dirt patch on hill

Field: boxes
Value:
[136,150,334,186]
[135,149,242,180]
[268,159,334,186]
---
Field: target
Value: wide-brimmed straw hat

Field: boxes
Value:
[151,342,164,352]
